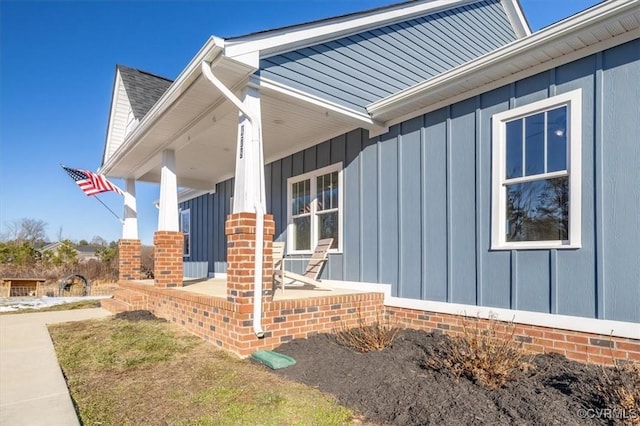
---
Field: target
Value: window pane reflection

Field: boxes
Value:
[316,172,338,212]
[293,216,310,250]
[506,177,569,242]
[506,120,523,179]
[547,106,567,172]
[292,180,310,215]
[525,112,545,176]
[318,211,338,248]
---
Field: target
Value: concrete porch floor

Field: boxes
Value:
[131,277,372,300]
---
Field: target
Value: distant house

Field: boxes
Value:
[39,242,100,262]
[99,0,640,361]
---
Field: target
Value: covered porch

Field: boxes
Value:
[98,37,388,355]
[102,278,386,356]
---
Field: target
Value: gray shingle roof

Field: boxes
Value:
[117,65,173,120]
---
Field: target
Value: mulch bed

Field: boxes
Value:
[269,329,631,425]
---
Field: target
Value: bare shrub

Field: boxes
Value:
[141,246,154,279]
[333,308,399,353]
[594,360,640,425]
[427,314,534,390]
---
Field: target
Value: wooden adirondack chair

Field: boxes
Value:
[273,238,333,291]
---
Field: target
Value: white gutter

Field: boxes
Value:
[367,0,640,119]
[201,60,266,338]
[99,36,225,177]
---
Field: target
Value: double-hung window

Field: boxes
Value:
[491,90,582,249]
[180,209,191,257]
[287,163,342,253]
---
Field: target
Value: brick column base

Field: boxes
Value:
[118,239,141,281]
[225,213,275,312]
[153,231,184,288]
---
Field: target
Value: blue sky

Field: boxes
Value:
[0,0,599,245]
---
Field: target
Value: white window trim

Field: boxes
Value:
[286,163,343,255]
[491,89,582,250]
[180,208,191,258]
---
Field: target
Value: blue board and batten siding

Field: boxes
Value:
[181,39,640,323]
[259,0,516,113]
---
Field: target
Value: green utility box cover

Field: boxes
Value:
[251,350,296,369]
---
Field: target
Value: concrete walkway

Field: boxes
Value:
[0,308,111,426]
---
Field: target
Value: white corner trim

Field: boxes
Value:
[385,296,640,340]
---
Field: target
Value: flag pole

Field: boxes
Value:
[93,195,125,224]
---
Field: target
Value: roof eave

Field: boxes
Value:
[223,0,480,58]
[367,0,640,122]
[99,36,226,177]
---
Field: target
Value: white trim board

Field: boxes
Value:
[368,0,640,123]
[385,296,640,340]
[322,281,638,339]
[224,0,491,58]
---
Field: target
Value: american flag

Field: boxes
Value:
[62,166,123,196]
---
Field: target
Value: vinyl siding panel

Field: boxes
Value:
[104,73,132,162]
[260,0,516,113]
[600,41,640,323]
[185,39,639,323]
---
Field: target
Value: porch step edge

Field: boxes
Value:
[101,298,130,314]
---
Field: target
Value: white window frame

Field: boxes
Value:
[286,163,343,254]
[180,208,191,258]
[491,89,582,250]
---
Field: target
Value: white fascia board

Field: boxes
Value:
[102,69,123,166]
[224,0,476,58]
[155,188,215,208]
[99,36,226,177]
[500,0,531,38]
[378,27,639,129]
[368,0,640,119]
[178,188,215,204]
[259,76,387,132]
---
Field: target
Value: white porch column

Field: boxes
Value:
[233,84,266,213]
[158,149,179,231]
[122,178,138,239]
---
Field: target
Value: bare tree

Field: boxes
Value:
[56,226,64,241]
[91,235,107,246]
[2,218,48,245]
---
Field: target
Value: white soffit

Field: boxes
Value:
[367,0,640,125]
[99,36,227,178]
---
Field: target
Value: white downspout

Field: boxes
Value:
[201,61,266,338]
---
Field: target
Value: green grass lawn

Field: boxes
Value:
[49,316,354,426]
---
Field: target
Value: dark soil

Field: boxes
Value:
[270,329,631,425]
[114,310,165,322]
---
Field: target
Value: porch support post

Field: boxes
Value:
[231,84,265,214]
[122,178,138,239]
[154,149,183,287]
[226,214,275,305]
[225,83,273,331]
[118,178,141,281]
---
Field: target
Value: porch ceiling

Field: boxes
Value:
[107,67,361,190]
